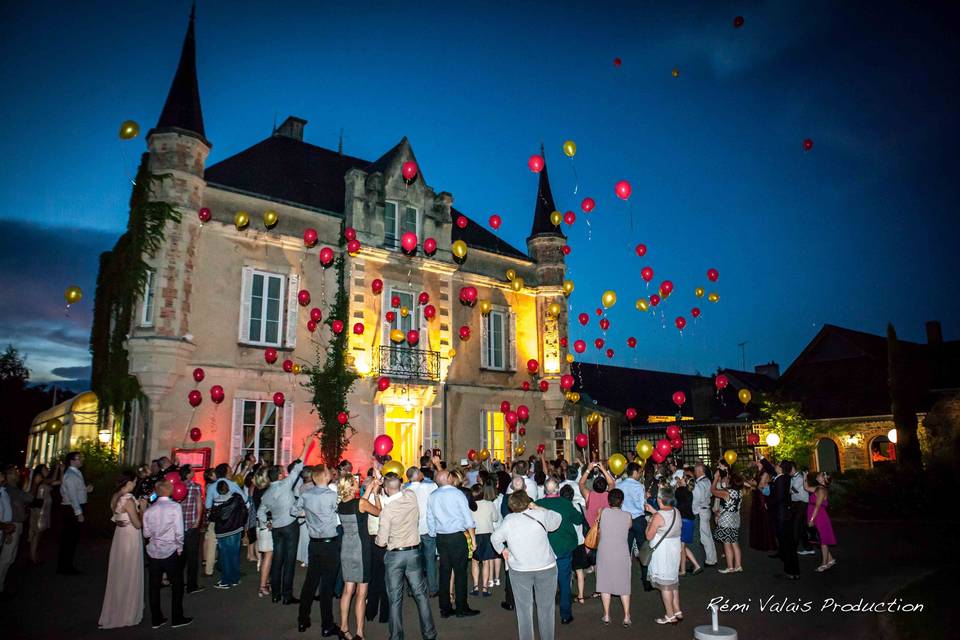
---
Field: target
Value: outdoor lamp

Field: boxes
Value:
[765,432,781,447]
[887,428,898,444]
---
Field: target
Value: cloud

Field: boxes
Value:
[50,365,92,379]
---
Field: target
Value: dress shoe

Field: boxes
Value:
[321,628,344,638]
[272,594,282,603]
[456,607,481,617]
[501,602,515,611]
[171,618,193,629]
[283,596,301,605]
[440,609,455,618]
[561,616,574,625]
[298,619,311,633]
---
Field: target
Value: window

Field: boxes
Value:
[241,399,279,465]
[388,288,418,336]
[141,269,155,326]
[482,410,510,463]
[481,307,515,371]
[239,268,299,348]
[384,201,419,249]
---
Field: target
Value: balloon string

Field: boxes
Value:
[181,407,197,449]
[569,159,579,195]
[584,216,592,242]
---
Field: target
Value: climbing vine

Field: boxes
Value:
[302,244,360,463]
[90,154,179,427]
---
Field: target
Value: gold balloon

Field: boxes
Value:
[390,329,405,343]
[293,364,302,375]
[234,211,249,230]
[118,120,140,140]
[562,140,577,158]
[695,287,705,298]
[565,353,575,364]
[569,392,580,403]
[64,286,83,306]
[505,268,517,282]
[547,302,562,318]
[382,460,405,477]
[46,418,64,434]
[608,453,627,476]
[479,448,490,461]
[400,307,409,318]
[671,68,680,78]
[635,298,649,312]
[562,280,574,297]
[515,444,526,457]
[708,292,720,303]
[586,411,602,426]
[564,391,573,401]
[510,277,524,292]
[601,290,617,309]
[451,240,468,259]
[263,210,278,229]
[448,348,457,358]
[635,439,653,460]
[723,449,738,466]
[479,300,492,315]
[738,389,752,405]
[549,210,563,226]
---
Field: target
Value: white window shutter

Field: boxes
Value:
[238,267,254,343]
[285,273,299,348]
[375,404,385,436]
[480,314,490,369]
[419,303,429,349]
[230,398,244,465]
[280,402,294,466]
[480,409,488,449]
[507,311,518,371]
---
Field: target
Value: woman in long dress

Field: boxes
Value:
[337,474,381,640]
[645,485,683,626]
[27,463,59,564]
[98,472,144,629]
[595,488,633,627]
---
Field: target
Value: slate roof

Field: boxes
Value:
[153,6,206,142]
[528,148,566,240]
[451,208,530,261]
[571,362,707,419]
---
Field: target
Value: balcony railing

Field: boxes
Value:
[375,345,441,382]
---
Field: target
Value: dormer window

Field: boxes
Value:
[384,201,419,250]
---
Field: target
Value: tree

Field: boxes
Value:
[761,397,817,466]
[0,345,29,391]
[887,323,922,471]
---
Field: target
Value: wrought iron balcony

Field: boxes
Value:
[375,345,441,382]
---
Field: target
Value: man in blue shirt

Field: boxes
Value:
[617,463,653,591]
[204,463,244,509]
[427,471,479,618]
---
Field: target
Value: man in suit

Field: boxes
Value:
[691,463,717,567]
[770,460,800,579]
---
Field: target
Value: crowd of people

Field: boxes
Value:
[0,435,839,637]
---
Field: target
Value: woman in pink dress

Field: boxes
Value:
[98,472,144,628]
[805,472,836,572]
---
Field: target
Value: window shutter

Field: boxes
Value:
[230,398,244,465]
[284,273,299,348]
[480,409,488,449]
[507,311,518,371]
[280,401,294,466]
[375,404,385,436]
[480,314,490,369]
[419,303,429,350]
[422,407,433,453]
[238,266,254,343]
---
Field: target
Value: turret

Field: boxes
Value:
[525,147,566,286]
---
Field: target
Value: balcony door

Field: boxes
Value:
[384,405,421,470]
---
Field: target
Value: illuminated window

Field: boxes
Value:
[485,311,505,369]
[482,308,515,371]
[141,269,155,327]
[384,201,419,249]
[482,410,510,463]
[241,399,280,465]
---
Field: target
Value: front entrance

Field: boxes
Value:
[816,438,840,473]
[384,405,422,470]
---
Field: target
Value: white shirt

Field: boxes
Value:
[61,467,88,515]
[367,490,401,535]
[671,469,684,486]
[407,480,437,536]
[790,472,807,503]
[490,508,562,572]
[559,479,586,509]
[473,499,499,535]
[692,475,712,512]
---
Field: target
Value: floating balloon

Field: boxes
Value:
[562,280,574,296]
[528,155,545,173]
[337,411,349,425]
[46,418,63,434]
[514,444,526,456]
[561,245,571,256]
[654,439,671,457]
[608,453,627,476]
[510,276,524,292]
[521,381,530,391]
[568,392,580,403]
[578,312,589,326]
[649,294,661,307]
[550,210,563,226]
[234,211,249,230]
[539,379,549,392]
[563,211,576,226]
[605,348,614,359]
[188,390,202,408]
[707,292,720,303]
[458,325,471,341]
[614,180,632,200]
[263,210,278,229]
[526,359,539,374]
[479,448,490,461]
[451,240,468,260]
[675,316,687,331]
[189,427,202,443]
[264,348,278,364]
[344,227,357,241]
[666,424,681,440]
[391,295,401,308]
[671,438,683,451]
[650,450,666,464]
[594,338,605,350]
[210,385,225,404]
[424,304,436,320]
[547,302,562,318]
[707,268,719,282]
[672,391,687,407]
[505,411,518,427]
[423,237,438,256]
[803,138,813,152]
[479,300,492,315]
[489,214,502,230]
[390,328,404,343]
[575,433,588,448]
[401,232,418,253]
[573,339,586,353]
[353,322,365,335]
[385,311,396,323]
[535,443,545,455]
[467,448,477,461]
[505,268,517,281]
[63,285,83,306]
[198,207,211,223]
[272,392,285,407]
[171,481,187,502]
[382,460,404,477]
[586,412,601,426]
[601,290,617,309]
[517,405,530,422]
[293,364,302,375]
[563,140,577,157]
[738,389,752,405]
[641,266,654,282]
[319,247,335,267]
[746,433,760,446]
[560,374,575,391]
[297,289,311,306]
[695,287,705,298]
[627,336,637,348]
[691,307,701,319]
[636,439,653,460]
[331,319,344,334]
[373,433,395,457]
[635,243,647,257]
[347,239,361,256]
[118,120,140,140]
[635,298,649,312]
[377,376,391,392]
[660,280,674,297]
[455,215,468,229]
[715,374,729,390]
[581,197,596,213]
[282,359,294,373]
[613,57,622,67]
[733,15,744,28]
[371,278,384,294]
[672,68,680,78]
[406,329,419,346]
[401,161,418,181]
[625,407,637,421]
[399,306,408,318]
[448,347,457,358]
[566,353,574,364]
[723,449,738,465]
[599,318,610,331]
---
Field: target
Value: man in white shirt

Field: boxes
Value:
[0,472,15,594]
[406,466,438,596]
[791,467,815,555]
[143,480,191,629]
[58,451,92,574]
[691,463,717,566]
[558,464,585,510]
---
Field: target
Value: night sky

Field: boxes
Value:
[1,0,958,387]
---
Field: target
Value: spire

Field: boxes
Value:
[528,144,565,240]
[154,3,207,142]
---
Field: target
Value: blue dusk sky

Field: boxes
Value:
[1,0,958,387]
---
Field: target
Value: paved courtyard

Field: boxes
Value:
[4,519,939,639]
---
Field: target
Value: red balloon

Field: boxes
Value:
[672,391,687,407]
[171,481,187,502]
[189,427,202,442]
[536,443,546,455]
[561,245,571,256]
[489,214,502,230]
[418,291,430,305]
[401,232,418,253]
[575,433,589,448]
[560,337,568,348]
[656,438,672,456]
[455,215,468,229]
[625,407,637,421]
[192,367,205,383]
[660,280,674,297]
[521,381,531,391]
[641,266,654,282]
[651,450,666,464]
[164,471,180,484]
[297,289,311,306]
[635,243,647,257]
[563,211,576,226]
[500,400,511,414]
[303,228,318,247]
[210,385,225,404]
[675,316,687,331]
[627,336,637,348]
[424,304,436,320]
[518,426,527,436]
[578,312,589,326]
[670,438,683,451]
[459,286,478,306]
[573,339,586,353]
[560,374,575,391]
[649,294,661,307]
[423,237,438,256]
[528,155,544,173]
[715,374,729,390]
[595,308,603,316]
[508,423,517,434]
[691,307,701,318]
[282,359,294,373]
[803,138,813,152]
[346,239,362,256]
[605,348,614,359]
[385,311,396,323]
[505,411,518,427]
[746,433,760,446]
[516,405,530,422]
[264,348,278,364]
[581,197,596,214]
[374,434,394,457]
[319,247,335,267]
[594,338,605,350]
[273,391,285,407]
[337,411,349,425]
[406,329,419,346]
[458,325,471,341]
[344,227,357,241]
[307,320,317,333]
[707,268,719,282]
[614,180,632,200]
[526,359,539,374]
[371,278,384,294]
[733,15,744,28]
[599,318,610,331]
[331,320,344,334]
[467,448,477,461]
[391,295,401,308]
[353,322,364,335]
[401,160,418,181]
[198,207,211,223]
[188,390,202,407]
[310,307,322,322]
[539,380,549,392]
[666,424,681,440]
[377,376,391,392]
[613,57,622,67]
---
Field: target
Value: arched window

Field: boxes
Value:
[815,438,840,473]
[869,435,897,466]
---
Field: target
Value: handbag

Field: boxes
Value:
[584,510,602,550]
[638,509,677,567]
[805,525,820,546]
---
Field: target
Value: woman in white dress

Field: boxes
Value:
[644,485,683,626]
[98,472,144,628]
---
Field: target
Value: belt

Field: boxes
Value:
[311,536,338,543]
[388,544,421,552]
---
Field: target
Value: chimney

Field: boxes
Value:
[925,320,943,345]
[274,116,307,141]
[754,361,780,380]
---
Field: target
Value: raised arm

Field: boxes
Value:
[578,464,592,499]
[599,461,615,487]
